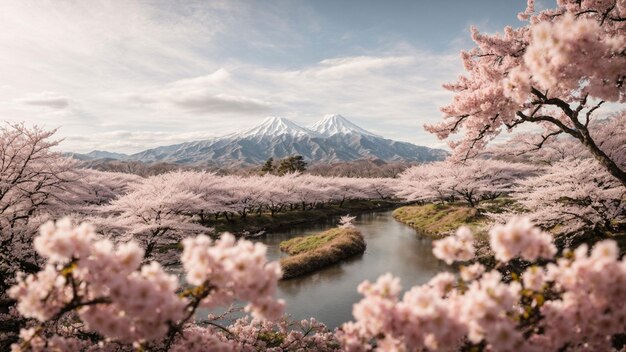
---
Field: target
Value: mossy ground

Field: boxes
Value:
[280,227,346,255]
[392,203,486,237]
[279,227,366,279]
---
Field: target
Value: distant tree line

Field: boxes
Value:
[261,155,307,175]
[79,156,413,178]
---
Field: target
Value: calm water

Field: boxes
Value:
[255,210,449,329]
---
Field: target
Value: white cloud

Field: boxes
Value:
[126,69,272,114]
[171,94,272,114]
[312,55,415,78]
[0,0,464,154]
[18,92,69,110]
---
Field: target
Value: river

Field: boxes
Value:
[255,210,449,329]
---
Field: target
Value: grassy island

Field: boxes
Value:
[279,227,366,279]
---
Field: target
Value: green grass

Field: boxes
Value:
[280,228,345,255]
[392,203,486,238]
[279,227,366,279]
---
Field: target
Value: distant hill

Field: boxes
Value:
[65,150,129,161]
[70,114,448,165]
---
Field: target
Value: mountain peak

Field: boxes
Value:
[237,116,317,138]
[310,114,380,137]
[71,114,448,165]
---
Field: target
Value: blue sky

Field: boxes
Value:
[0,0,537,153]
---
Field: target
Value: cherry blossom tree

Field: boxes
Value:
[332,177,370,208]
[426,0,626,187]
[395,162,455,204]
[70,169,142,210]
[101,174,211,261]
[487,111,626,168]
[161,171,231,221]
[92,171,396,231]
[339,215,357,228]
[396,160,536,207]
[453,159,537,206]
[486,131,584,165]
[509,158,626,237]
[0,124,78,280]
[258,175,297,216]
[213,176,265,220]
[308,160,410,178]
[290,174,327,211]
[370,178,396,200]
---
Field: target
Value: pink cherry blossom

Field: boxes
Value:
[432,226,475,264]
[426,0,626,187]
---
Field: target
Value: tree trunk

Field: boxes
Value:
[528,92,626,189]
[581,132,626,189]
[145,241,156,260]
[464,193,476,207]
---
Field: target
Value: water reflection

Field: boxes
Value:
[254,210,449,329]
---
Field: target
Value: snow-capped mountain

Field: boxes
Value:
[236,116,319,138]
[72,115,447,165]
[310,114,380,137]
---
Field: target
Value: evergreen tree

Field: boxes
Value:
[261,157,275,174]
[276,155,307,175]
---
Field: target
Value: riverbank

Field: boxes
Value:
[206,199,403,235]
[392,203,487,238]
[279,227,366,279]
[255,210,446,328]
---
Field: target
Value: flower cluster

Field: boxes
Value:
[11,328,88,352]
[10,218,184,344]
[537,240,626,350]
[504,11,626,104]
[9,264,72,322]
[338,217,626,351]
[32,218,95,263]
[9,218,286,350]
[489,216,556,262]
[522,13,625,103]
[181,233,284,321]
[170,317,339,352]
[79,261,185,342]
[432,226,475,264]
[338,272,466,351]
